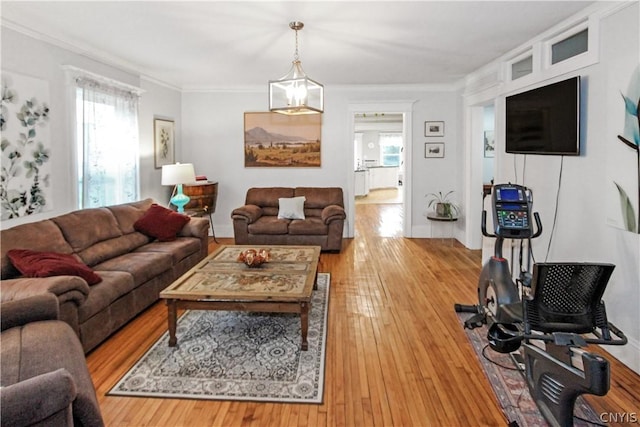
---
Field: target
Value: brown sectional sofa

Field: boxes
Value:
[0,198,209,353]
[231,187,346,252]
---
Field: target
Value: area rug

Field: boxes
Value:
[457,313,602,426]
[109,273,329,403]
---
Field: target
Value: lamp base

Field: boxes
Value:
[170,184,190,213]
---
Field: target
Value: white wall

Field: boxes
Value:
[139,78,183,205]
[181,86,460,239]
[481,3,640,372]
[0,27,182,229]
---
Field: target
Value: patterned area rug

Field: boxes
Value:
[458,313,602,426]
[109,273,329,403]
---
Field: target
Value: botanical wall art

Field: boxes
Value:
[484,130,495,158]
[611,65,639,234]
[1,71,52,220]
[154,118,175,169]
[244,112,321,167]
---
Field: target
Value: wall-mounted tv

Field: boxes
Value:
[505,76,581,156]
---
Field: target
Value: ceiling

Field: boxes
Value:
[1,1,595,90]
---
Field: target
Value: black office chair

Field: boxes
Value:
[519,263,627,427]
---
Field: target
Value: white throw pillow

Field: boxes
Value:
[278,196,306,220]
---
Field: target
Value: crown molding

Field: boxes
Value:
[2,17,167,87]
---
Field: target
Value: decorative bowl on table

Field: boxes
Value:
[237,249,270,268]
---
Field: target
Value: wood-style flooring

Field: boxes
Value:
[87,203,640,426]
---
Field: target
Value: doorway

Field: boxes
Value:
[354,113,404,206]
[346,101,415,238]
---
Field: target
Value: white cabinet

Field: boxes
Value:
[355,170,369,196]
[369,166,398,189]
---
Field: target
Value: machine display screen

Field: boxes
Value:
[498,188,520,202]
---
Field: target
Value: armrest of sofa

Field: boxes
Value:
[321,204,347,224]
[0,276,90,308]
[231,204,263,224]
[0,368,77,427]
[1,293,59,331]
[177,216,209,239]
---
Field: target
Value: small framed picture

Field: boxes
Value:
[425,121,444,137]
[425,142,445,158]
[154,118,175,169]
[484,130,495,158]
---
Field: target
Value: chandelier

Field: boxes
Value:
[269,21,324,115]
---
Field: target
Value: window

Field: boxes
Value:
[379,133,403,167]
[75,77,140,208]
[551,28,588,64]
[511,55,533,80]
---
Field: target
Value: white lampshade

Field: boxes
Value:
[161,163,196,186]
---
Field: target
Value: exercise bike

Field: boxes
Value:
[456,183,628,427]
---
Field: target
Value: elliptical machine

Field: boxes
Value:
[456,183,628,427]
[456,183,542,328]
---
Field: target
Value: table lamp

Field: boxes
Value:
[161,163,196,213]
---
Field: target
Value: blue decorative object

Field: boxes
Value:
[161,163,196,213]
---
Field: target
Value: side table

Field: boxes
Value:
[426,213,458,245]
[183,181,218,243]
[184,207,218,243]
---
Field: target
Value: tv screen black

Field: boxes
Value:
[505,76,580,155]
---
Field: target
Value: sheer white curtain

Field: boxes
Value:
[76,78,139,208]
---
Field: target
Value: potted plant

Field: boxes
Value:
[426,191,460,218]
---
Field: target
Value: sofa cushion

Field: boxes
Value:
[77,232,151,267]
[107,198,154,234]
[133,204,190,242]
[246,187,294,207]
[295,187,344,208]
[93,252,173,286]
[278,196,306,220]
[135,238,201,264]
[248,216,290,235]
[288,217,329,236]
[7,249,102,285]
[1,220,74,280]
[76,271,135,322]
[52,208,123,253]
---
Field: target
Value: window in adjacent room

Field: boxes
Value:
[379,133,403,167]
[74,77,140,208]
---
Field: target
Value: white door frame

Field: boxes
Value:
[346,101,415,238]
[462,87,501,249]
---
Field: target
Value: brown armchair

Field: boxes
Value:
[0,294,104,427]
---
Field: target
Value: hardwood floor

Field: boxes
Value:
[87,203,640,426]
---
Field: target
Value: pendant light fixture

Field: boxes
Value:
[269,21,324,115]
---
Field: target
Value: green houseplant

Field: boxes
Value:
[426,191,460,218]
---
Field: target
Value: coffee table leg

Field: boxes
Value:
[167,300,177,347]
[300,301,309,351]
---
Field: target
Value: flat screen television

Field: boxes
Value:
[505,76,581,156]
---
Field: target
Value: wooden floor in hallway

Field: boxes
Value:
[87,203,640,426]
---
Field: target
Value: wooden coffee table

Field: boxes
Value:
[159,245,321,351]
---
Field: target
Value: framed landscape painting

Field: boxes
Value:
[244,112,321,167]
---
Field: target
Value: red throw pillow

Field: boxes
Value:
[134,203,190,242]
[7,249,102,285]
